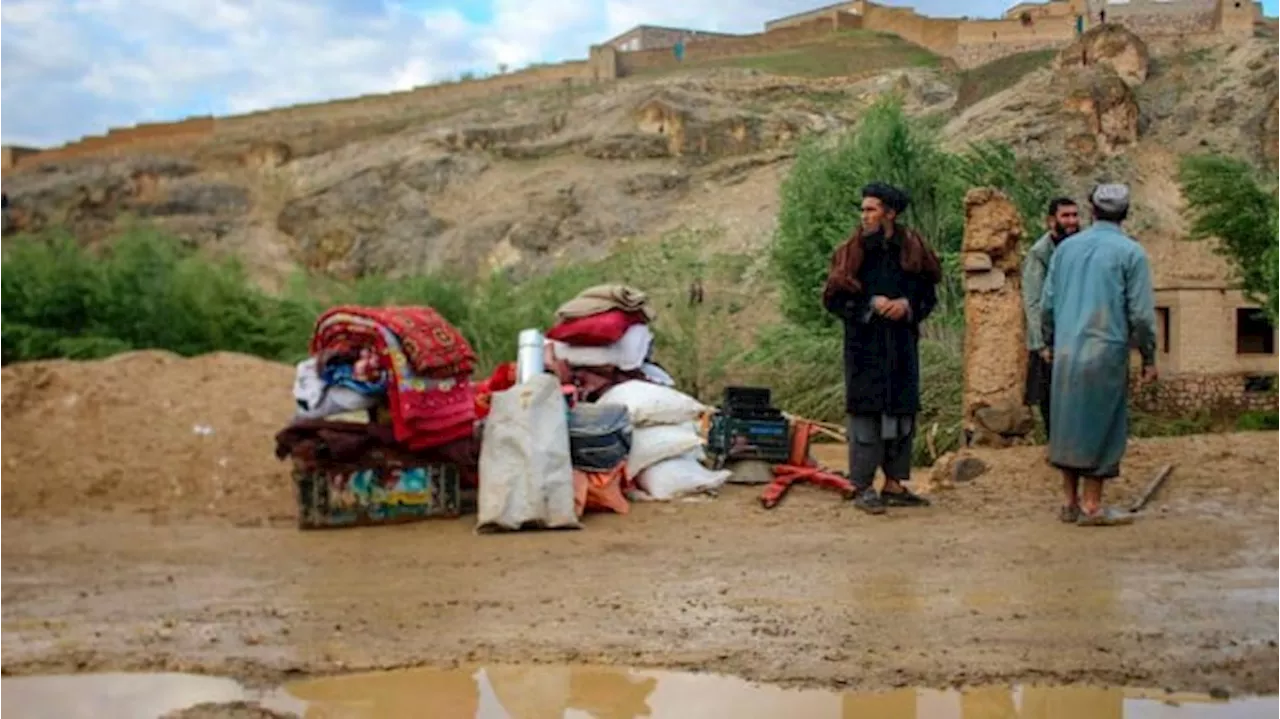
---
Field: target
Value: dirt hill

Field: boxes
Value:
[2,28,1275,291]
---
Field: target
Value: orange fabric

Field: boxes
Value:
[573,465,631,517]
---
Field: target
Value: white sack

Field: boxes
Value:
[627,422,703,478]
[640,363,675,386]
[548,323,653,371]
[598,380,707,427]
[477,374,580,532]
[293,358,378,420]
[637,454,732,501]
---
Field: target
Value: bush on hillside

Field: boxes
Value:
[771,95,1059,332]
[757,94,1060,464]
[1177,154,1280,323]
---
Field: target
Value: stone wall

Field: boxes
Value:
[1131,371,1278,414]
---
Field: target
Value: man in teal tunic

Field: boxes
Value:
[1040,184,1158,526]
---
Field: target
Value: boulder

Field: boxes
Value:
[1055,24,1150,87]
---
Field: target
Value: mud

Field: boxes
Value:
[4,671,1278,719]
[3,427,1277,699]
[1,356,1275,694]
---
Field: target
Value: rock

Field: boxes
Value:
[1260,94,1279,169]
[1061,65,1140,159]
[240,141,293,170]
[964,268,1006,293]
[161,702,299,719]
[962,252,993,272]
[929,452,989,488]
[974,401,1035,436]
[1055,24,1150,87]
[951,456,988,483]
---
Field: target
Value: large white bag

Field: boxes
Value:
[598,380,707,427]
[477,374,580,532]
[626,422,703,478]
[637,454,732,501]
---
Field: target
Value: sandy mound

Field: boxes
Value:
[2,351,297,521]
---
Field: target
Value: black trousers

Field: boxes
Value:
[1024,350,1052,437]
[847,414,915,490]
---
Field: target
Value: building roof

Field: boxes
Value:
[600,24,740,46]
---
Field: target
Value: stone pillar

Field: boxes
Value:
[962,188,1034,447]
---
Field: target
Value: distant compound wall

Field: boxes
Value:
[4,0,1256,171]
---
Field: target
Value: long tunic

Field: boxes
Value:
[824,233,938,416]
[1021,231,1058,352]
[1040,221,1157,477]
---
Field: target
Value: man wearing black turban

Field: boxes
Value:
[822,182,943,515]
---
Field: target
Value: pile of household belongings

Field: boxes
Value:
[475,284,732,533]
[274,305,488,528]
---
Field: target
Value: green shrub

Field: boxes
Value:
[757,95,1060,463]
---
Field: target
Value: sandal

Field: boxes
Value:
[1076,507,1135,527]
[851,489,887,515]
[1059,505,1081,523]
[881,487,931,507]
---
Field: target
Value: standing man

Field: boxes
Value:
[1041,184,1158,526]
[1022,197,1082,439]
[823,182,942,515]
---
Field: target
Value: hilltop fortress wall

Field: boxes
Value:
[2,0,1259,173]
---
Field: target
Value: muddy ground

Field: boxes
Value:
[3,422,1276,697]
[1,352,1275,695]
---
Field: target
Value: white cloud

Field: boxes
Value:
[1,0,1014,148]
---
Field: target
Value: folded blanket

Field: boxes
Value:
[554,284,655,324]
[312,306,476,379]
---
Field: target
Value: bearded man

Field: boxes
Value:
[1022,197,1082,438]
[822,183,942,515]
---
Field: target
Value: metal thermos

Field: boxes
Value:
[516,329,546,384]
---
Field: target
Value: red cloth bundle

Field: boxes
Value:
[545,309,648,347]
[473,362,518,420]
[312,305,476,379]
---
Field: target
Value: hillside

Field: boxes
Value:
[2,28,1275,292]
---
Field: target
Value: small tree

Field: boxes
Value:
[1177,154,1280,323]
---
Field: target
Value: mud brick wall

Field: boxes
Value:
[961,188,1031,445]
[951,39,1074,68]
[614,15,854,76]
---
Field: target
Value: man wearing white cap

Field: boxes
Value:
[1040,183,1158,526]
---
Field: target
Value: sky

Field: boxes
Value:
[2,0,1278,148]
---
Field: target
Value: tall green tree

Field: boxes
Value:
[1177,154,1280,323]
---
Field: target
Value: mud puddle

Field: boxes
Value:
[4,666,1277,719]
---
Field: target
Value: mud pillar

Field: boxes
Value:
[961,188,1034,447]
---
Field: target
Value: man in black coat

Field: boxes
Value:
[822,183,942,514]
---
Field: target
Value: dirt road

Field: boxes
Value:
[3,427,1276,697]
[2,353,1275,696]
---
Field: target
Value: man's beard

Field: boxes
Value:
[1053,223,1078,239]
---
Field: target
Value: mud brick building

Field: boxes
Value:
[601,25,739,53]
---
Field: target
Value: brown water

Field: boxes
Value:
[3,666,1277,719]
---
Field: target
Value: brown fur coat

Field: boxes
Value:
[821,225,942,308]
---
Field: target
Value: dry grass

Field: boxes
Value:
[952,49,1057,112]
[637,31,940,80]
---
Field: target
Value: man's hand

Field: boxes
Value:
[881,298,910,321]
[871,296,891,314]
[1139,364,1159,385]
[1039,348,1053,363]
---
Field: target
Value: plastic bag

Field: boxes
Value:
[598,380,707,427]
[573,464,630,516]
[637,454,732,500]
[626,422,703,478]
[477,374,580,532]
[293,358,379,420]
